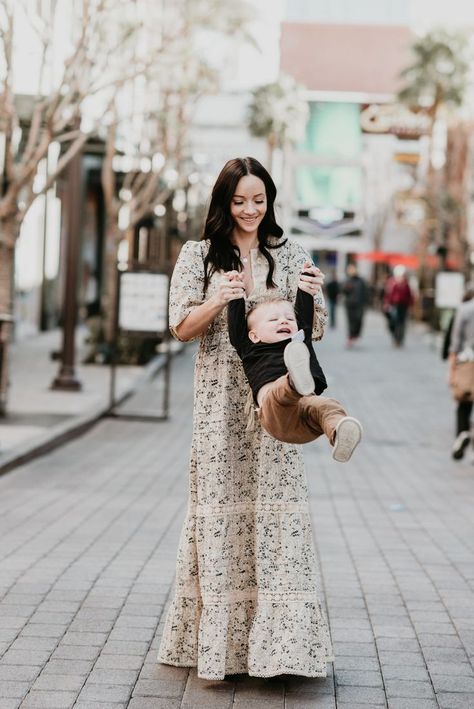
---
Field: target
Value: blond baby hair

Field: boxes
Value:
[246,296,294,330]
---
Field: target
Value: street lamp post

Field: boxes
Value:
[51,147,83,391]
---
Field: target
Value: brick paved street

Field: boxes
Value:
[1,310,474,708]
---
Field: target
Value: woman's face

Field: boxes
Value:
[230,174,267,236]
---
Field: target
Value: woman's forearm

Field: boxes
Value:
[174,270,245,341]
[174,296,225,342]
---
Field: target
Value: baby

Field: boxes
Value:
[228,283,362,462]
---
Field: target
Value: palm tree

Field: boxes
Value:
[247,74,308,171]
[397,29,470,294]
[398,30,469,122]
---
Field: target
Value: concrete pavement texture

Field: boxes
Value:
[0,309,474,708]
[0,329,172,473]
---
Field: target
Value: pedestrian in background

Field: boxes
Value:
[158,157,334,680]
[383,264,414,347]
[445,284,474,460]
[325,270,340,328]
[341,262,367,347]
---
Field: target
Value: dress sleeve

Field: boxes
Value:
[168,240,206,342]
[287,239,328,341]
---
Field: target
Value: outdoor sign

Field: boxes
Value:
[118,272,169,333]
[435,271,465,308]
[109,269,171,421]
[360,104,431,137]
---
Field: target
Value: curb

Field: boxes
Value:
[0,346,181,476]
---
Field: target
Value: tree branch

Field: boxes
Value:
[132,185,171,228]
[20,130,89,216]
[21,100,47,166]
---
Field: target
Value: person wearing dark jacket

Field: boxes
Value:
[325,271,340,328]
[228,279,362,462]
[341,263,368,347]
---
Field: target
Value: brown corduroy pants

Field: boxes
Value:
[258,375,347,445]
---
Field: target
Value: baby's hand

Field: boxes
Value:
[298,260,325,296]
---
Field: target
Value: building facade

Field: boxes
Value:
[279,0,422,280]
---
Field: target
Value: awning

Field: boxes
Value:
[355,252,438,268]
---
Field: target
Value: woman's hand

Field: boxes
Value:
[298,261,325,296]
[210,271,246,307]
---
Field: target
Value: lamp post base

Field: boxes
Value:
[51,367,82,391]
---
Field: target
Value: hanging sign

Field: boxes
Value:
[118,272,169,333]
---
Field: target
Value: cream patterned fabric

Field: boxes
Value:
[157,238,334,680]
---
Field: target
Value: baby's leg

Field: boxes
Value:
[301,396,362,462]
[300,396,346,441]
[258,375,320,444]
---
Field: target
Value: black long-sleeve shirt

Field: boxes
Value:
[228,288,327,403]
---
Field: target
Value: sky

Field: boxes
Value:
[221,0,285,89]
[11,0,474,95]
[232,0,474,89]
[410,0,474,30]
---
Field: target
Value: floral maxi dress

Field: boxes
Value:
[157,238,334,680]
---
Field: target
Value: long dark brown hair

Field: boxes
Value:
[202,156,286,291]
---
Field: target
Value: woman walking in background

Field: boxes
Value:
[383,265,414,347]
[158,157,334,680]
[325,269,340,329]
[445,285,474,460]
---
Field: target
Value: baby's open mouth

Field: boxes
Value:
[277,327,291,334]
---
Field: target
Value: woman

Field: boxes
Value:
[445,285,474,459]
[157,157,333,680]
[383,264,413,347]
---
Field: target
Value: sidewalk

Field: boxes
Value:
[0,329,170,473]
[0,309,474,708]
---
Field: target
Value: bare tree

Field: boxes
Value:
[0,0,253,407]
[99,0,253,344]
[0,0,154,410]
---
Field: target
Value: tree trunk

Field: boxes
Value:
[0,220,19,415]
[102,220,121,347]
[267,134,277,173]
[417,117,439,312]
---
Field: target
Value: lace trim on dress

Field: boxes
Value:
[175,585,321,604]
[190,501,310,516]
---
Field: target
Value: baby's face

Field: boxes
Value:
[248,301,298,344]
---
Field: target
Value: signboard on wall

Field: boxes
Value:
[118,272,169,333]
[297,101,362,209]
[110,269,171,421]
[435,271,465,309]
[360,104,431,137]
